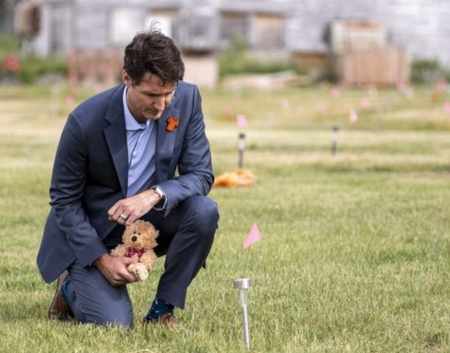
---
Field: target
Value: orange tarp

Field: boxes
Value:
[213,169,256,187]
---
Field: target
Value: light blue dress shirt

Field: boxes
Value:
[122,87,156,197]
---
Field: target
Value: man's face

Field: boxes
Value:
[123,71,176,123]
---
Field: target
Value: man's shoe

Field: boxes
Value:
[48,270,74,321]
[144,312,177,326]
[157,312,177,326]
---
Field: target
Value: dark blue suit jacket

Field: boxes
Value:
[37,81,214,283]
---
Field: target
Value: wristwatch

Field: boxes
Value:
[152,186,165,202]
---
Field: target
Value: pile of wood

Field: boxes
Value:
[67,48,123,88]
[220,71,309,91]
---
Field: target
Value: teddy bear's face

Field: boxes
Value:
[122,220,158,249]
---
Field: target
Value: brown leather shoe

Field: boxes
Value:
[48,270,74,321]
[157,312,177,326]
[144,311,177,326]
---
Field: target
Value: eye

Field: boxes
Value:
[138,232,141,236]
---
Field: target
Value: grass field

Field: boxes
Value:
[1,83,450,353]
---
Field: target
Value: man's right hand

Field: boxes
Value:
[93,253,138,286]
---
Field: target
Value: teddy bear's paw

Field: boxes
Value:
[136,268,149,281]
[127,263,136,272]
[132,264,149,281]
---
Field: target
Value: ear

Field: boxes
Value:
[122,70,131,88]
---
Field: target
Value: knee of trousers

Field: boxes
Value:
[74,299,134,328]
[83,310,134,328]
[184,196,219,235]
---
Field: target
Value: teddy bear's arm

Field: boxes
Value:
[140,251,157,270]
[111,244,127,257]
[128,263,149,281]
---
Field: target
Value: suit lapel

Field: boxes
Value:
[102,85,182,192]
[104,85,128,196]
[155,104,181,182]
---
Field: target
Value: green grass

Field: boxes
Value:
[0,32,19,58]
[1,84,450,352]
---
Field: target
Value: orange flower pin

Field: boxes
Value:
[166,116,179,132]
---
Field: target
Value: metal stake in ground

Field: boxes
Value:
[331,126,339,156]
[238,132,246,168]
[234,278,252,350]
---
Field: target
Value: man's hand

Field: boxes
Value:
[107,189,161,226]
[93,254,138,286]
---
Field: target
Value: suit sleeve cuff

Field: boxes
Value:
[151,186,167,211]
[76,242,108,268]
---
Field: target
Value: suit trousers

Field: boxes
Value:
[65,195,219,327]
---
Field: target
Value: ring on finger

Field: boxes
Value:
[119,213,128,220]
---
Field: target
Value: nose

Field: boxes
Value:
[131,236,137,242]
[154,95,166,111]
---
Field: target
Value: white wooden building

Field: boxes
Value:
[11,0,450,86]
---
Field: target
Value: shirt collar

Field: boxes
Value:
[122,86,148,131]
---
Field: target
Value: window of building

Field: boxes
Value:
[253,13,284,48]
[220,12,247,48]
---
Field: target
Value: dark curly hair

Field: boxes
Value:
[123,30,185,86]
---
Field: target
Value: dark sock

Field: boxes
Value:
[61,275,71,303]
[145,297,175,322]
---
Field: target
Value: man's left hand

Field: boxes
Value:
[108,189,162,226]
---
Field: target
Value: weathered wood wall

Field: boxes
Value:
[286,0,450,67]
[336,48,410,86]
[36,0,450,68]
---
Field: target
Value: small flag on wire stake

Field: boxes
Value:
[443,102,450,114]
[349,108,358,123]
[236,114,249,129]
[360,97,370,109]
[243,222,261,249]
[235,222,261,350]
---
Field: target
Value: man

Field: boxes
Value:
[37,30,219,327]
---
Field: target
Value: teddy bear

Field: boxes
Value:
[110,220,159,281]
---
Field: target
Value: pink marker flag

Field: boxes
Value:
[243,222,261,249]
[360,97,370,109]
[443,102,450,113]
[317,103,327,113]
[65,94,75,105]
[331,88,341,98]
[281,99,290,109]
[396,81,406,92]
[349,108,358,123]
[236,114,249,128]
